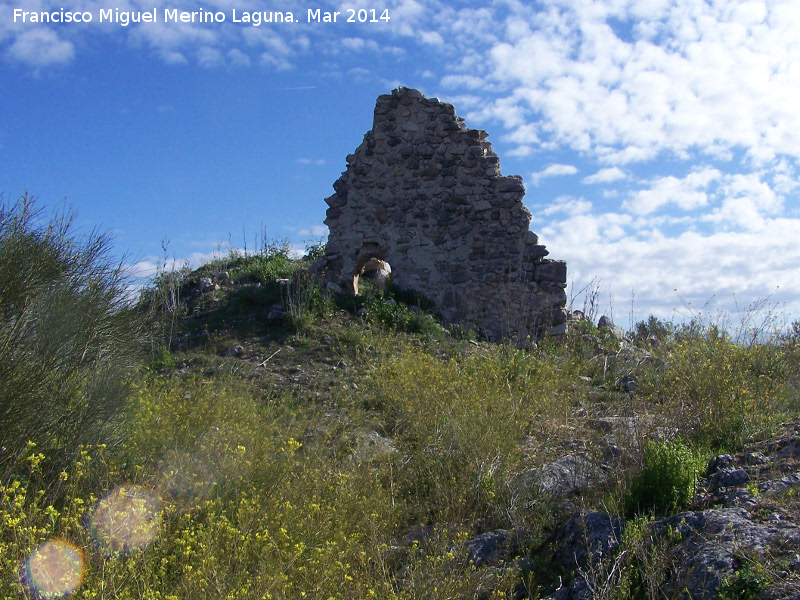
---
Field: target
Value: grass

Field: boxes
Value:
[3,194,800,598]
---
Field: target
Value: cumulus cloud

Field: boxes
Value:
[440,74,486,90]
[624,168,721,215]
[540,202,800,326]
[703,173,783,232]
[227,47,251,66]
[582,167,626,184]
[530,163,578,185]
[7,28,74,66]
[534,163,800,325]
[539,195,592,217]
[2,0,317,69]
[480,0,800,168]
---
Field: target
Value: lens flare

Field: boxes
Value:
[21,539,85,599]
[157,449,214,501]
[89,485,161,553]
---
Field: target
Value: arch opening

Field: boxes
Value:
[353,257,392,295]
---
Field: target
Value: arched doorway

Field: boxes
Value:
[353,257,392,295]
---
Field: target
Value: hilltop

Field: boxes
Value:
[3,199,800,599]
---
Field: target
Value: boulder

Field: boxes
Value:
[529,455,605,498]
[654,508,799,599]
[597,315,625,340]
[551,511,624,573]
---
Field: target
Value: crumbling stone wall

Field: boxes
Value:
[316,87,567,342]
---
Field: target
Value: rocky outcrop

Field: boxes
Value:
[538,427,800,600]
[654,507,799,599]
[315,87,567,342]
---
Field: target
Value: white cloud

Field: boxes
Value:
[624,168,721,215]
[340,37,367,51]
[531,161,800,325]
[539,195,592,217]
[541,207,800,327]
[298,224,329,237]
[197,46,223,67]
[703,172,783,232]
[419,30,444,46]
[227,48,251,66]
[430,0,800,170]
[582,167,626,184]
[506,146,533,158]
[7,28,74,66]
[530,163,578,185]
[440,74,486,90]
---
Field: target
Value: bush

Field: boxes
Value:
[633,315,675,344]
[625,440,702,517]
[365,298,442,338]
[0,194,144,483]
[285,270,334,332]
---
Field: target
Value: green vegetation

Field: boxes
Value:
[3,193,800,598]
[717,559,774,600]
[624,440,703,517]
[0,194,143,486]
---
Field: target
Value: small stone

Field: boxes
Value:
[198,277,215,292]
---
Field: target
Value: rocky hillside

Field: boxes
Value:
[4,238,800,600]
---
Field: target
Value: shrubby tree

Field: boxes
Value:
[0,193,144,482]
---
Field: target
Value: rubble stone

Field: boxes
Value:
[315,87,567,342]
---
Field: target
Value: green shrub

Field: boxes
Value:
[0,194,144,483]
[285,270,334,332]
[304,239,327,261]
[365,298,442,338]
[625,440,702,517]
[232,253,296,284]
[633,314,675,345]
[717,560,773,600]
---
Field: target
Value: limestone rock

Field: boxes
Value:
[266,303,286,320]
[551,511,624,573]
[654,508,799,599]
[198,277,218,292]
[598,315,625,339]
[466,529,513,568]
[529,455,605,498]
[223,345,244,357]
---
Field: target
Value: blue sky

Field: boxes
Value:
[2,0,799,330]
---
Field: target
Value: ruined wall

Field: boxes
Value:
[317,87,567,342]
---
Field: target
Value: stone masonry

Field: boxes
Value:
[316,87,567,342]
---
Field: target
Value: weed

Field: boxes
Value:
[625,440,703,517]
[718,559,773,600]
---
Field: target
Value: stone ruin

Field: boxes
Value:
[314,87,567,342]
